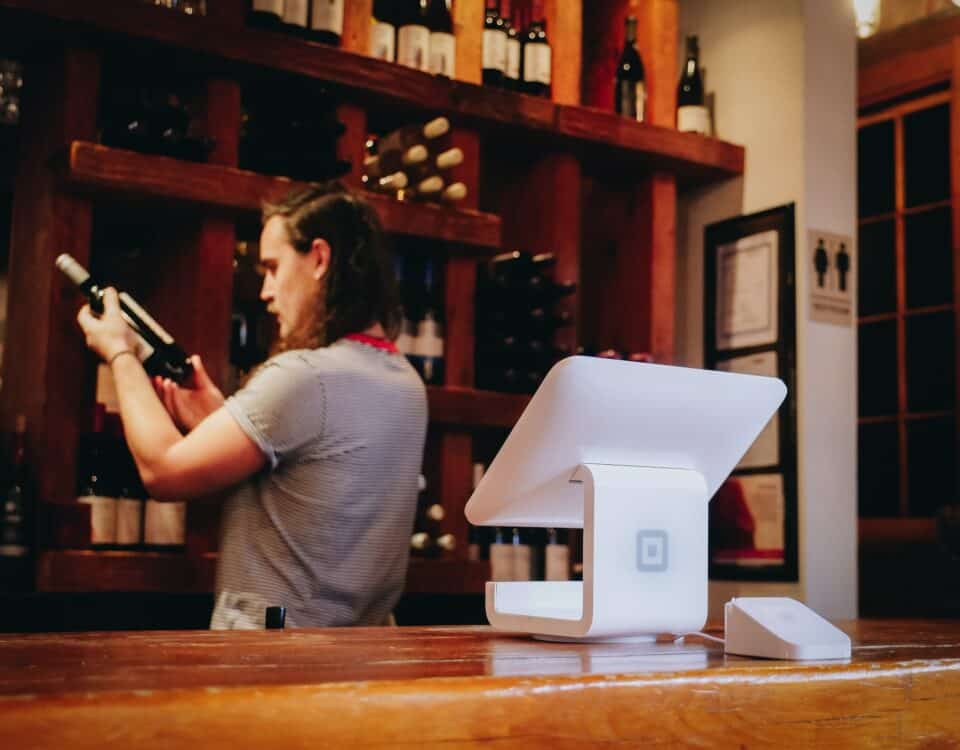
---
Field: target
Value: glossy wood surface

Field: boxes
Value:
[64,142,503,251]
[0,0,744,182]
[0,621,959,748]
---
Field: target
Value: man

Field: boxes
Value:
[77,183,428,629]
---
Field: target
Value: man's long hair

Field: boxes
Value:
[262,182,402,353]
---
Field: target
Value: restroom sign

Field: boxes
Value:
[808,229,854,326]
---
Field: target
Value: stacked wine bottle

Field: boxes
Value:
[476,250,574,394]
[370,0,457,78]
[362,116,467,205]
[409,473,456,558]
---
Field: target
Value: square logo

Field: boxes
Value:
[636,530,668,572]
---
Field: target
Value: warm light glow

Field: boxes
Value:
[854,0,881,38]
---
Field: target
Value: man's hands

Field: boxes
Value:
[154,355,225,433]
[76,287,140,363]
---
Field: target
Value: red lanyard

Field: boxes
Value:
[344,332,400,354]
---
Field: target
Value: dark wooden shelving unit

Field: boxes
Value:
[1,0,745,601]
[63,141,503,251]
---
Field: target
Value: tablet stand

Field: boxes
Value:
[485,463,710,642]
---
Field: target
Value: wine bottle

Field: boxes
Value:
[56,254,194,384]
[282,0,309,36]
[522,3,551,98]
[511,527,533,580]
[677,35,710,135]
[362,170,409,194]
[545,528,570,581]
[427,0,456,78]
[489,527,513,581]
[400,174,445,201]
[364,143,429,180]
[393,257,416,356]
[503,1,521,91]
[114,454,143,549]
[373,117,450,165]
[144,499,186,550]
[309,0,344,46]
[467,462,485,561]
[409,260,445,384]
[370,0,398,61]
[398,0,431,72]
[0,416,30,566]
[615,16,646,122]
[248,0,283,28]
[77,407,116,548]
[482,0,507,86]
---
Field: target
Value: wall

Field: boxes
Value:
[676,0,858,619]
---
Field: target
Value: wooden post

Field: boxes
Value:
[2,48,100,511]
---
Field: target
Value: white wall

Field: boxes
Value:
[676,0,858,619]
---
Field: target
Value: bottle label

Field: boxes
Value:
[414,318,444,358]
[429,32,456,77]
[283,0,308,27]
[310,0,343,34]
[145,500,186,545]
[545,544,570,581]
[524,42,551,86]
[78,495,117,545]
[483,29,506,73]
[398,25,430,71]
[115,499,143,546]
[253,0,283,14]
[635,82,646,122]
[370,20,396,61]
[506,38,520,80]
[512,543,532,581]
[677,105,711,135]
[489,542,513,581]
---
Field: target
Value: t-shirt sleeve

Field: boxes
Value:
[223,351,326,470]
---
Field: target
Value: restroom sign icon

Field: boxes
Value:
[809,229,854,327]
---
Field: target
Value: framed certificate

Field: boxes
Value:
[704,204,799,582]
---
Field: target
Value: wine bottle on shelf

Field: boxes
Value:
[248,0,284,28]
[489,527,513,581]
[397,0,431,72]
[375,117,450,161]
[362,170,409,195]
[522,2,551,98]
[77,407,116,549]
[401,146,463,183]
[482,0,507,87]
[399,175,445,202]
[677,35,710,135]
[393,257,416,356]
[56,254,194,384]
[615,16,646,122]
[467,462,485,561]
[114,455,144,550]
[370,0,397,61]
[427,0,456,78]
[144,498,187,550]
[282,0,309,36]
[503,1,521,91]
[545,528,570,581]
[409,260,445,384]
[0,416,31,584]
[363,143,429,180]
[309,0,344,46]
[511,527,533,580]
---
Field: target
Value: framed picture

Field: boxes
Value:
[704,204,799,582]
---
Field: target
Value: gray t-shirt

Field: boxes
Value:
[210,338,427,629]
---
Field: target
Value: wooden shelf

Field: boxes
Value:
[3,0,744,185]
[859,518,938,546]
[427,386,531,429]
[62,141,503,250]
[36,549,218,594]
[405,558,490,595]
[37,549,490,596]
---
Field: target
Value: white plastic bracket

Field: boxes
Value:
[485,463,710,641]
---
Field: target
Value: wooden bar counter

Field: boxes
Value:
[1,620,959,748]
